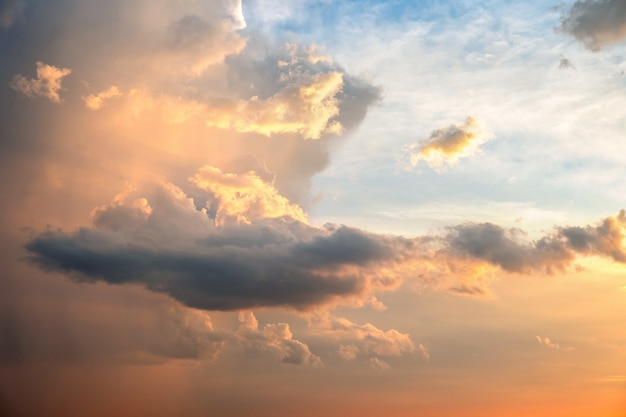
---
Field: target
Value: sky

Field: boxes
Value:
[1,0,626,416]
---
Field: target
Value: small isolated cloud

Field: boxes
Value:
[236,312,321,366]
[558,0,626,51]
[83,86,122,110]
[408,116,493,171]
[10,61,71,103]
[536,335,561,349]
[559,55,576,69]
[536,335,573,351]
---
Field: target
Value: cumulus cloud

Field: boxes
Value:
[164,12,247,76]
[24,167,626,309]
[408,116,493,171]
[10,62,71,103]
[236,312,321,366]
[83,86,122,110]
[311,314,416,365]
[440,210,626,274]
[558,0,626,51]
[190,165,308,225]
[217,71,344,139]
[116,42,372,141]
[25,176,417,311]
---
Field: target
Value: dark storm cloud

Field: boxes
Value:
[25,226,364,310]
[558,0,626,51]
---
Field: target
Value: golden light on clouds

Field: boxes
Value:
[190,165,308,225]
[408,116,493,170]
[10,61,71,103]
[2,0,626,416]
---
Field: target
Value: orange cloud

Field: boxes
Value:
[190,165,308,225]
[10,61,71,103]
[408,116,493,170]
[207,71,344,139]
[83,86,122,110]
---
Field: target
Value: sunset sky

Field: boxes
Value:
[1,0,626,416]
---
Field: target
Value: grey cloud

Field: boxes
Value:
[25,179,626,309]
[559,55,576,69]
[559,0,626,51]
[443,210,626,273]
[559,209,626,261]
[445,222,572,273]
[26,184,410,311]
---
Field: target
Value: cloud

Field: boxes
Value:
[558,210,626,262]
[83,86,122,110]
[417,343,430,360]
[190,165,308,225]
[164,12,247,76]
[439,210,626,274]
[25,177,415,311]
[558,0,626,51]
[10,61,71,103]
[535,335,573,351]
[408,116,493,171]
[24,168,626,309]
[559,56,576,69]
[236,311,321,366]
[535,336,561,349]
[311,314,416,364]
